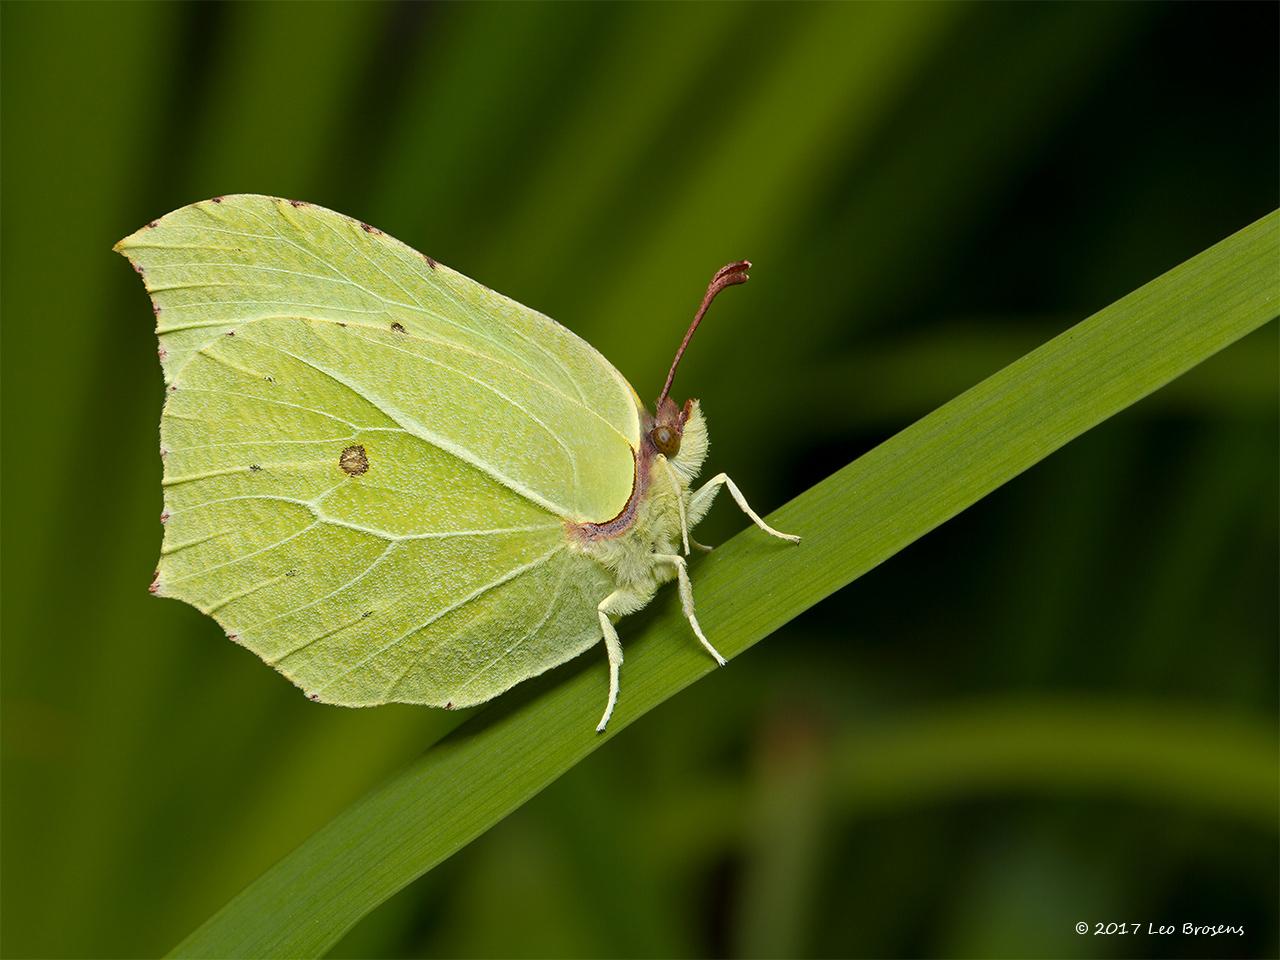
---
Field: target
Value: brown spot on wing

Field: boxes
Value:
[339,444,369,476]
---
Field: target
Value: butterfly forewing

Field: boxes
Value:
[120,195,634,706]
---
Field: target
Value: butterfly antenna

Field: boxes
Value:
[656,260,751,410]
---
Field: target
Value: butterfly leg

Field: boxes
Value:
[675,476,691,555]
[688,473,800,543]
[596,589,643,733]
[657,457,693,555]
[654,553,726,667]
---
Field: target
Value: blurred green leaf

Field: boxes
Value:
[734,713,829,959]
[806,320,1277,426]
[832,700,1278,829]
[172,211,1277,959]
[653,698,1278,877]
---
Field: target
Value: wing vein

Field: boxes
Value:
[174,386,362,431]
[165,521,325,586]
[448,552,572,701]
[314,548,562,697]
[249,339,572,517]
[341,327,581,502]
[259,543,400,655]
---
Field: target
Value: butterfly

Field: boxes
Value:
[116,195,798,731]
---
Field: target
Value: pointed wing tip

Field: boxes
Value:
[113,231,146,254]
[114,219,161,253]
[114,194,275,252]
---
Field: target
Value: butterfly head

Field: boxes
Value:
[649,396,692,457]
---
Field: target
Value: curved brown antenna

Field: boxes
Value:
[655,259,751,410]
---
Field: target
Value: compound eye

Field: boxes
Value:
[650,424,681,457]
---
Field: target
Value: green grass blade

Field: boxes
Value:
[173,212,1278,959]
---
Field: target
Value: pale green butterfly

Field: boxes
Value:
[115,195,798,731]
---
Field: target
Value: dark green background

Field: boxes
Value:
[2,3,1276,958]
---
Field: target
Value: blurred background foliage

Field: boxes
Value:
[2,3,1276,958]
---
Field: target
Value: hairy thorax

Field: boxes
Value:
[566,401,710,600]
